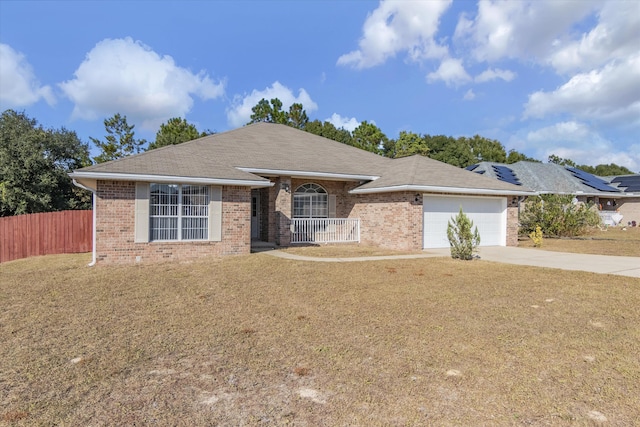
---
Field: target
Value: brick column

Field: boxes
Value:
[275,176,292,246]
[506,197,520,246]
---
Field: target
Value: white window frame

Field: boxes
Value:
[293,183,328,218]
[149,183,209,241]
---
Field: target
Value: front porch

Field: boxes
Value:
[251,178,363,247]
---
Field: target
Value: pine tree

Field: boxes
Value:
[447,207,481,260]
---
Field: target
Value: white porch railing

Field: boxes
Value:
[290,218,360,244]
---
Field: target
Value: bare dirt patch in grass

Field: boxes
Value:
[520,226,640,256]
[1,253,639,426]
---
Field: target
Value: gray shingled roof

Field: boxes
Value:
[354,155,533,194]
[72,123,531,195]
[472,161,625,196]
[75,123,388,179]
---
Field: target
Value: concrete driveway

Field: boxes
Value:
[429,247,640,278]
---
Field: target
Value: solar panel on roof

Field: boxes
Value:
[466,164,479,172]
[611,175,640,193]
[566,167,620,192]
[492,165,522,185]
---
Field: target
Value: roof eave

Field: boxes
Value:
[543,190,626,197]
[350,184,535,196]
[68,172,273,188]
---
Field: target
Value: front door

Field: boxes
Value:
[251,193,260,239]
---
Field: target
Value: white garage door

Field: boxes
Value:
[423,195,506,249]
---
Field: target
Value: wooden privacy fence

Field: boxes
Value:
[0,210,92,263]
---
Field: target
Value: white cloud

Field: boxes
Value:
[454,0,598,64]
[0,43,55,108]
[326,113,359,132]
[463,89,476,100]
[518,121,639,171]
[524,53,640,126]
[426,57,471,87]
[548,1,640,74]
[226,81,318,128]
[337,0,452,69]
[59,37,224,130]
[475,68,516,83]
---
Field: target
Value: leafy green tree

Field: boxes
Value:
[91,113,146,163]
[147,117,204,150]
[392,131,429,158]
[547,154,576,167]
[351,121,388,154]
[425,134,515,167]
[0,109,91,216]
[465,135,507,163]
[425,135,475,167]
[506,149,539,164]
[519,194,601,237]
[547,155,634,175]
[447,207,481,260]
[577,163,634,176]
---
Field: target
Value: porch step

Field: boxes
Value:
[251,241,277,252]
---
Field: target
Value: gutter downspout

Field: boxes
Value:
[73,179,97,267]
[517,195,526,218]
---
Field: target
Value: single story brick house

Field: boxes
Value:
[70,123,532,265]
[468,161,640,226]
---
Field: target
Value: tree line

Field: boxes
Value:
[246,98,633,175]
[0,104,634,216]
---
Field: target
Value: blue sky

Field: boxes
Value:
[1,0,639,171]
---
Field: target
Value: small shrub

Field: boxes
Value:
[529,225,543,247]
[447,207,481,260]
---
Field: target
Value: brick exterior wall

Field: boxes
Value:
[94,181,250,265]
[506,202,519,246]
[274,177,292,246]
[95,178,521,265]
[347,191,423,251]
[262,178,520,251]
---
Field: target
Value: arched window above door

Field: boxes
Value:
[293,183,328,218]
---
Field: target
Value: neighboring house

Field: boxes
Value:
[604,174,640,225]
[468,161,640,226]
[70,123,532,265]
